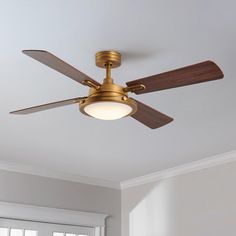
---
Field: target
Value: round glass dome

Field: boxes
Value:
[84,101,133,120]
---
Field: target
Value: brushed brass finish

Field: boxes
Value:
[80,50,137,117]
[96,51,121,68]
[80,81,137,117]
[124,84,146,93]
[88,83,125,96]
[82,80,101,90]
[104,63,113,84]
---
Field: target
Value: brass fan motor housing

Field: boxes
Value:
[80,50,137,116]
[79,82,137,117]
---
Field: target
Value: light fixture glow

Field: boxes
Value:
[84,101,133,120]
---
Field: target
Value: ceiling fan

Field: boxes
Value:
[10,50,224,129]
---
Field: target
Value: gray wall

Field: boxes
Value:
[1,161,236,236]
[122,162,236,236]
[0,170,121,236]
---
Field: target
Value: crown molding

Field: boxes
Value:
[120,150,236,189]
[0,160,120,189]
[0,150,235,190]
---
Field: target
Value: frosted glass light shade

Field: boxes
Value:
[84,101,132,120]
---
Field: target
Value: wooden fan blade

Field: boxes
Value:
[10,97,85,114]
[23,50,100,86]
[126,61,224,94]
[131,99,173,129]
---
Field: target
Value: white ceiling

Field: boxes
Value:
[1,0,236,185]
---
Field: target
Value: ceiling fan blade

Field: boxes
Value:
[131,98,173,129]
[23,50,101,86]
[126,61,224,94]
[10,97,85,115]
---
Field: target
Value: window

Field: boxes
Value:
[0,228,38,236]
[53,233,87,236]
[0,219,92,236]
[0,202,106,236]
[0,227,9,236]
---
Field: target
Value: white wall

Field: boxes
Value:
[0,170,121,236]
[122,162,236,236]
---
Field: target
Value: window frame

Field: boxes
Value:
[0,202,107,236]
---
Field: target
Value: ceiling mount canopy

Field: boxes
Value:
[10,49,224,129]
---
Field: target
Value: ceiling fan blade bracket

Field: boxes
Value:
[123,84,146,93]
[82,80,101,90]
